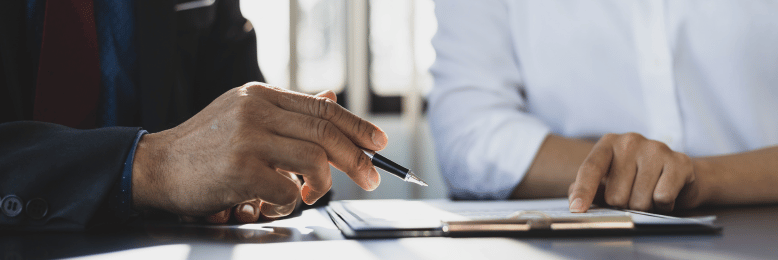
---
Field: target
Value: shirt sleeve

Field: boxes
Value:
[428,0,550,200]
[108,129,148,222]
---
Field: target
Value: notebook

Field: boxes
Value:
[325,198,720,238]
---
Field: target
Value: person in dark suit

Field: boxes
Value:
[0,0,386,231]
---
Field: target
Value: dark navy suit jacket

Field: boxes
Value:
[0,0,264,231]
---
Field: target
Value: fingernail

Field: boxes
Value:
[372,130,388,148]
[368,168,381,191]
[570,198,583,213]
[241,204,254,215]
[301,185,316,205]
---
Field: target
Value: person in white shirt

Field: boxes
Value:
[428,0,778,213]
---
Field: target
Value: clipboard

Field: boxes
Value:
[325,199,721,238]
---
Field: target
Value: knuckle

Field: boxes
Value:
[604,192,629,208]
[242,81,264,88]
[243,81,263,89]
[308,97,324,118]
[315,97,340,121]
[601,133,618,142]
[644,141,669,155]
[353,152,372,172]
[579,161,605,176]
[239,82,276,96]
[236,99,256,120]
[324,177,333,191]
[315,175,334,193]
[653,191,675,206]
[315,120,340,144]
[235,100,272,125]
[306,152,332,187]
[624,132,643,140]
[252,81,278,91]
[620,132,643,150]
[657,141,671,152]
[305,116,323,135]
[237,82,259,93]
[672,154,695,179]
[312,160,331,178]
[301,143,327,164]
[353,118,372,139]
[629,199,651,212]
[674,152,692,165]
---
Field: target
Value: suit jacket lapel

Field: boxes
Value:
[135,0,176,132]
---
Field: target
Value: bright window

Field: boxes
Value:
[241,0,437,111]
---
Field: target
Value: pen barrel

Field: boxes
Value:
[371,153,409,179]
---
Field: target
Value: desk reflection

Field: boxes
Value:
[0,208,341,260]
[144,225,303,243]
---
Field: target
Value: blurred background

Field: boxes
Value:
[240,0,447,200]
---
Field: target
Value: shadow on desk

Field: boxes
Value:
[0,208,343,260]
[1,224,349,259]
[3,203,778,260]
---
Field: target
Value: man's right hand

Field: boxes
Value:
[130,82,387,220]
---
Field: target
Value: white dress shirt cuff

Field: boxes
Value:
[479,120,550,200]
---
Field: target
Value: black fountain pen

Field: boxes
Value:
[363,150,428,186]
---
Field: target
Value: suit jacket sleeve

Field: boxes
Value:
[0,121,140,231]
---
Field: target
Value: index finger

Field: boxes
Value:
[245,83,388,151]
[569,137,615,213]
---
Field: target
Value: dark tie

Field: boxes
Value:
[33,0,100,129]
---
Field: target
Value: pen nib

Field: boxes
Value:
[405,171,428,186]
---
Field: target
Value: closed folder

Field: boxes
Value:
[326,199,720,238]
[444,211,633,233]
